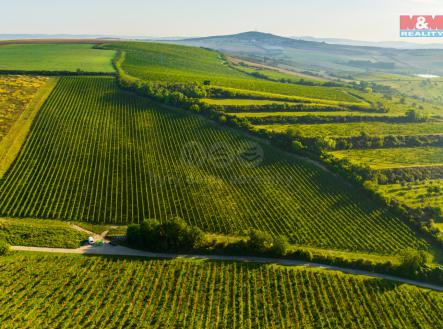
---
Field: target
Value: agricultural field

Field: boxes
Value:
[0,253,441,329]
[357,72,443,105]
[255,122,443,137]
[229,60,325,84]
[0,76,427,254]
[105,42,363,103]
[330,147,443,170]
[377,180,443,213]
[236,111,397,119]
[0,44,116,73]
[202,98,294,106]
[0,218,87,248]
[0,75,49,141]
[0,75,57,177]
[208,86,367,106]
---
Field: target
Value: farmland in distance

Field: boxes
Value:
[0,44,116,73]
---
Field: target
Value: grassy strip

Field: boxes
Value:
[71,221,127,235]
[206,233,401,265]
[212,86,367,106]
[330,147,443,170]
[0,77,58,179]
[256,122,443,138]
[376,180,443,213]
[0,218,88,248]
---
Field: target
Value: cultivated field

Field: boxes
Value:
[202,98,294,106]
[237,111,396,119]
[330,147,443,170]
[105,42,362,103]
[0,254,441,329]
[358,72,443,105]
[0,75,57,177]
[256,122,443,137]
[0,77,426,254]
[377,180,443,212]
[0,32,442,329]
[0,75,49,141]
[0,44,116,73]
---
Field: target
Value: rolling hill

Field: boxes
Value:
[176,31,443,76]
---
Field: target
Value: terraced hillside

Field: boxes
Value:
[0,254,441,329]
[331,147,443,170]
[258,122,443,137]
[377,180,443,213]
[0,77,427,254]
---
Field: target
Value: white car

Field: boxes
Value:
[88,237,95,245]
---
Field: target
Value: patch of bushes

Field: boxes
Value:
[374,166,443,184]
[0,240,10,256]
[246,230,289,256]
[334,134,443,151]
[127,217,205,252]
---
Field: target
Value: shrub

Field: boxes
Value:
[189,104,201,112]
[271,236,289,256]
[293,249,314,262]
[127,217,205,251]
[247,229,273,253]
[0,240,10,256]
[399,249,429,273]
[140,219,161,248]
[126,224,142,246]
[292,140,304,152]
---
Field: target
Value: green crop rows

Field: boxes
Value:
[0,254,441,329]
[106,42,361,103]
[0,77,427,254]
[256,122,443,137]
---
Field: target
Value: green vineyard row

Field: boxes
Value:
[0,254,441,328]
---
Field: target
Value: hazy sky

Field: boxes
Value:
[3,0,443,42]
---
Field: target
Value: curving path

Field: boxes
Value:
[12,242,443,292]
